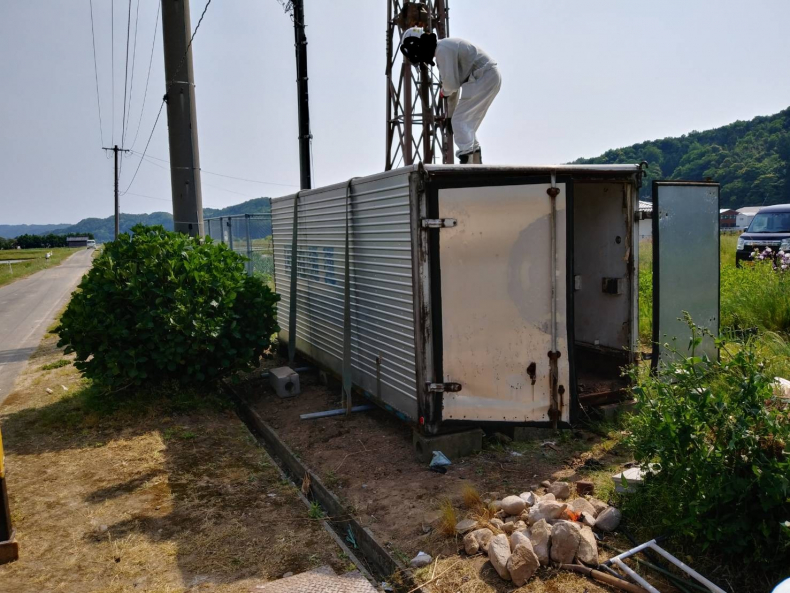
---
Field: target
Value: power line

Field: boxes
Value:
[88,0,105,146]
[122,0,141,143]
[120,100,164,195]
[130,1,160,150]
[119,0,133,155]
[130,150,298,188]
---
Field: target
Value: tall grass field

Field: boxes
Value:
[638,233,789,345]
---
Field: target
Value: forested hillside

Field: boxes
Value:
[574,107,790,208]
[0,197,272,243]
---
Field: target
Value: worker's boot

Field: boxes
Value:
[458,150,482,165]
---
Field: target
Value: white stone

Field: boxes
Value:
[588,498,609,517]
[488,534,512,580]
[540,480,551,488]
[507,542,540,586]
[519,491,538,507]
[577,525,598,565]
[550,521,581,564]
[595,507,622,532]
[410,551,432,568]
[501,495,526,515]
[513,520,527,532]
[464,527,494,555]
[580,512,596,528]
[489,518,505,530]
[502,522,516,535]
[548,481,571,500]
[510,530,530,551]
[529,519,552,566]
[527,501,567,525]
[455,518,478,534]
[540,492,556,502]
[569,497,597,517]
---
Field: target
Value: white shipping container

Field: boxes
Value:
[270,165,719,434]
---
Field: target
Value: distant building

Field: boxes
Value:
[719,209,738,228]
[66,236,89,248]
[736,206,762,230]
[638,200,652,239]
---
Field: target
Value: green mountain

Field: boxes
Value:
[0,223,72,238]
[574,107,790,208]
[46,197,272,243]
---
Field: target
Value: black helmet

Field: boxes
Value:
[399,28,437,66]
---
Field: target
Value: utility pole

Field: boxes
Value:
[103,145,130,240]
[292,0,312,190]
[161,0,204,237]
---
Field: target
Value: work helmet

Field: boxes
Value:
[400,27,437,66]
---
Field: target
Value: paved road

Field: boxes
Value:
[0,250,94,403]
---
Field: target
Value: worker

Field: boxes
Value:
[400,27,501,164]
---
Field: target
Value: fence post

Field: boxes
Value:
[228,218,234,251]
[245,214,253,276]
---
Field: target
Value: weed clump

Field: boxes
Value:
[624,318,790,566]
[437,498,457,537]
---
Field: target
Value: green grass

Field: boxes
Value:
[40,359,71,371]
[639,232,789,344]
[0,248,81,288]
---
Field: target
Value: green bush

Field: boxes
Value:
[57,225,279,388]
[625,319,790,564]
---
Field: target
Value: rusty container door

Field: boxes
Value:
[436,181,571,424]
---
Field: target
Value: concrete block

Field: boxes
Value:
[412,428,484,464]
[269,366,301,399]
[513,427,556,442]
[598,400,637,422]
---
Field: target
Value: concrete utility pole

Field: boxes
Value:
[103,145,130,240]
[161,0,204,237]
[292,0,312,190]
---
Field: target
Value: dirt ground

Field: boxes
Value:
[0,335,351,592]
[241,363,682,592]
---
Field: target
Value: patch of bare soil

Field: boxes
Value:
[0,335,349,592]
[240,363,679,592]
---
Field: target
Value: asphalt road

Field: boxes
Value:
[0,249,93,403]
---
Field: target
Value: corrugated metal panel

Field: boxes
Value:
[271,171,418,420]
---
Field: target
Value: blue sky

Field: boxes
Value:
[1,0,789,224]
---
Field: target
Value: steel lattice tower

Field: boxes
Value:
[385,1,451,170]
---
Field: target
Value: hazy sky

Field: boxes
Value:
[2,0,789,225]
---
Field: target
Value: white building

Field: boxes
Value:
[736,206,762,230]
[638,200,652,239]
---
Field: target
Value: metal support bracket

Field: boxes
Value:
[421,218,457,229]
[427,382,462,393]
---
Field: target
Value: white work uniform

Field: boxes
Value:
[434,38,501,158]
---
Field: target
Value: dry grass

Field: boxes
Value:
[461,483,484,510]
[412,556,615,593]
[0,334,348,592]
[437,498,458,537]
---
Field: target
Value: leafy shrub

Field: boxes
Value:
[625,319,790,564]
[57,225,279,388]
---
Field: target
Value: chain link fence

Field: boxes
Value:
[205,214,274,286]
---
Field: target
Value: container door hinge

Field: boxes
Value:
[421,218,457,229]
[426,382,462,393]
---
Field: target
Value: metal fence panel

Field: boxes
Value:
[204,212,274,285]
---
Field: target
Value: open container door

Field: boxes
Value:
[434,179,571,426]
[652,181,720,366]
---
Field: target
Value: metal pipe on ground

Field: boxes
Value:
[559,564,649,593]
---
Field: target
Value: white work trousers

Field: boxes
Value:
[451,64,501,157]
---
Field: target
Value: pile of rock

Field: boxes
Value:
[457,482,621,586]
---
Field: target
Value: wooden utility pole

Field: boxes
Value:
[161,0,204,237]
[292,0,312,190]
[103,145,130,240]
